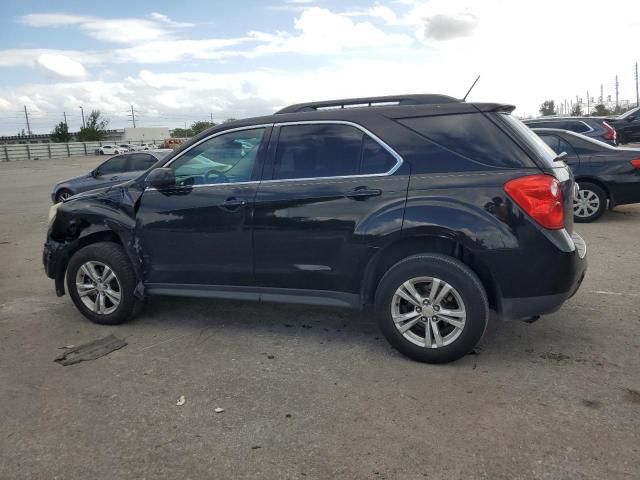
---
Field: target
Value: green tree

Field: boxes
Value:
[171,127,193,138]
[539,100,556,116]
[190,121,216,135]
[51,122,71,142]
[591,104,611,116]
[76,110,108,141]
[570,104,583,116]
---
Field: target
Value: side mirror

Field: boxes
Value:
[146,168,176,189]
[91,169,100,178]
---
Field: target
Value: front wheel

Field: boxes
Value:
[375,254,489,364]
[67,242,141,325]
[574,182,607,223]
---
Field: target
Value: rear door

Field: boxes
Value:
[252,121,408,294]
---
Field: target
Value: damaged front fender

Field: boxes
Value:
[43,181,146,297]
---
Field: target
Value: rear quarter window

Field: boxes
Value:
[565,121,591,133]
[398,113,535,169]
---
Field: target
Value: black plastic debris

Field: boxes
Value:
[54,334,127,366]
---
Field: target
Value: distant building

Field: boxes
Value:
[0,127,170,145]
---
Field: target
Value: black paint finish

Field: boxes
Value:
[44,100,588,321]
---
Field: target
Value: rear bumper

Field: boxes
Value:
[500,232,587,321]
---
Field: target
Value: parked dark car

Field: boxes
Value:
[51,150,170,203]
[532,128,640,222]
[605,106,640,144]
[43,94,587,364]
[523,116,617,145]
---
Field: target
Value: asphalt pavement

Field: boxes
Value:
[0,155,639,479]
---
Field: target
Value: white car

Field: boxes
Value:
[139,143,157,150]
[98,145,126,155]
[118,144,135,152]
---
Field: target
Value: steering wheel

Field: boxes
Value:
[203,169,229,184]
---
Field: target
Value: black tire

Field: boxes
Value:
[574,182,607,223]
[66,242,141,325]
[374,254,489,364]
[99,150,104,155]
[55,189,73,203]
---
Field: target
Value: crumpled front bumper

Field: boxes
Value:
[43,239,72,297]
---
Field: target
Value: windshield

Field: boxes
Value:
[497,113,558,167]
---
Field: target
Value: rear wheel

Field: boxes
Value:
[574,182,606,223]
[67,242,141,325]
[375,254,489,364]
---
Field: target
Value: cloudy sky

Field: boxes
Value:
[0,0,638,135]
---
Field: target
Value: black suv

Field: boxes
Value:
[523,116,617,145]
[44,94,587,364]
[606,106,640,144]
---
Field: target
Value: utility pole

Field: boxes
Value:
[128,105,137,128]
[615,75,619,109]
[23,105,31,136]
[635,62,639,107]
[63,111,68,127]
[210,112,213,123]
[79,106,85,128]
[600,84,603,103]
[586,91,590,116]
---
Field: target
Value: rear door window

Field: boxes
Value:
[99,155,128,174]
[360,136,398,174]
[128,153,157,171]
[273,124,362,180]
[527,120,567,129]
[565,121,591,133]
[398,113,535,168]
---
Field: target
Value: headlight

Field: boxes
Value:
[48,202,61,226]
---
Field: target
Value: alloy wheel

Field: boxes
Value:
[391,276,466,348]
[75,261,121,315]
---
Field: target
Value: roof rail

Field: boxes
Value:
[275,94,461,114]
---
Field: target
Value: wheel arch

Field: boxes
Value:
[574,176,610,198]
[361,234,500,313]
[52,227,139,297]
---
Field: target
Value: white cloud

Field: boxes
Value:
[20,12,189,44]
[249,7,412,55]
[35,54,88,80]
[422,14,477,40]
[3,1,640,134]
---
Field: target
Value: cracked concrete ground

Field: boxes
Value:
[0,156,639,479]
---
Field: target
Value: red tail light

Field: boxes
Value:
[631,159,640,169]
[504,175,564,230]
[602,121,616,142]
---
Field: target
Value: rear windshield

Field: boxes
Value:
[497,114,558,168]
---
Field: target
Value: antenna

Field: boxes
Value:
[462,75,481,101]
